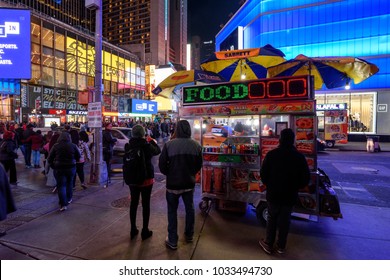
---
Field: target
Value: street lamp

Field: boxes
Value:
[86,0,107,185]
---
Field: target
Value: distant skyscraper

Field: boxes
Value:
[102,0,188,67]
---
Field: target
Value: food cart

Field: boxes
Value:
[180,75,342,224]
[317,103,348,148]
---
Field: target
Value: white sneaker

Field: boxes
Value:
[59,206,67,212]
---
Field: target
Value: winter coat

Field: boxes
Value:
[260,144,310,206]
[125,137,161,180]
[47,132,81,170]
[159,120,203,190]
[0,164,16,221]
[0,139,18,161]
[25,133,44,151]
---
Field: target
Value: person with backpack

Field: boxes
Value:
[123,125,161,240]
[158,120,203,250]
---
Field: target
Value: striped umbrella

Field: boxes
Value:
[200,44,286,81]
[267,54,379,90]
[152,69,226,99]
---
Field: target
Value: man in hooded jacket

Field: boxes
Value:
[259,128,310,255]
[159,120,202,250]
[47,132,80,211]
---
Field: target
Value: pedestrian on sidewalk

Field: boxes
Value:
[259,128,310,255]
[24,130,44,168]
[0,163,17,237]
[0,131,19,185]
[21,124,34,168]
[73,130,91,190]
[102,123,117,183]
[124,125,161,240]
[47,132,80,211]
[159,120,203,250]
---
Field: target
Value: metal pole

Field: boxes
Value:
[89,0,107,185]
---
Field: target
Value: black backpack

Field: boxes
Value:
[123,146,147,185]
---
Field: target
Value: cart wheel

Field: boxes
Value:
[326,140,335,148]
[256,202,268,226]
[199,200,210,215]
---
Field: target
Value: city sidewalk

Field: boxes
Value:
[1,142,390,260]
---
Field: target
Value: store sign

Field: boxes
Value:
[0,9,31,79]
[130,99,157,114]
[182,76,312,106]
[316,103,347,111]
[68,110,87,115]
[48,109,66,115]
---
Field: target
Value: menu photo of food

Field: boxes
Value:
[231,168,249,192]
[296,116,314,129]
[296,141,315,154]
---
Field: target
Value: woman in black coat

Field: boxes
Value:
[124,125,161,240]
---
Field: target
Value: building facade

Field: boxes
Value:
[0,2,146,125]
[216,0,390,139]
[102,0,188,67]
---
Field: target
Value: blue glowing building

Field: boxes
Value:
[216,0,390,138]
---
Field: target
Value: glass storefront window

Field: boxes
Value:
[315,92,376,133]
[42,67,54,86]
[67,72,77,89]
[55,69,65,88]
[31,23,40,44]
[67,54,77,73]
[31,43,41,64]
[78,74,87,91]
[42,46,54,67]
[55,32,65,52]
[42,27,54,48]
[55,50,65,70]
[29,64,41,84]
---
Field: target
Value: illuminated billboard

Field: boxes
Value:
[0,8,31,79]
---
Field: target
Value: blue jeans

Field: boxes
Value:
[54,167,76,207]
[32,150,41,166]
[166,189,195,244]
[265,202,293,249]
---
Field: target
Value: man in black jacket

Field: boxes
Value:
[47,132,80,211]
[159,120,202,250]
[259,128,310,255]
[102,123,117,183]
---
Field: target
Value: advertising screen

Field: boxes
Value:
[130,99,158,114]
[0,8,31,79]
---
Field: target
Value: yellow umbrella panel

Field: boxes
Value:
[201,44,286,81]
[267,55,379,90]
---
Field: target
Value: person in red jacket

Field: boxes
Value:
[24,130,44,168]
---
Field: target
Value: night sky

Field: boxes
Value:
[188,0,243,41]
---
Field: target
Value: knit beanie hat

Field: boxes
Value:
[132,125,145,138]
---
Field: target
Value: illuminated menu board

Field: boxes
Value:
[0,9,31,79]
[182,76,313,106]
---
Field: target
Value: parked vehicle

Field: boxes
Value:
[110,127,132,153]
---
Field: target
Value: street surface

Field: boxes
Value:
[0,145,389,260]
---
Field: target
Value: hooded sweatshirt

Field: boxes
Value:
[159,120,203,190]
[47,132,81,169]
